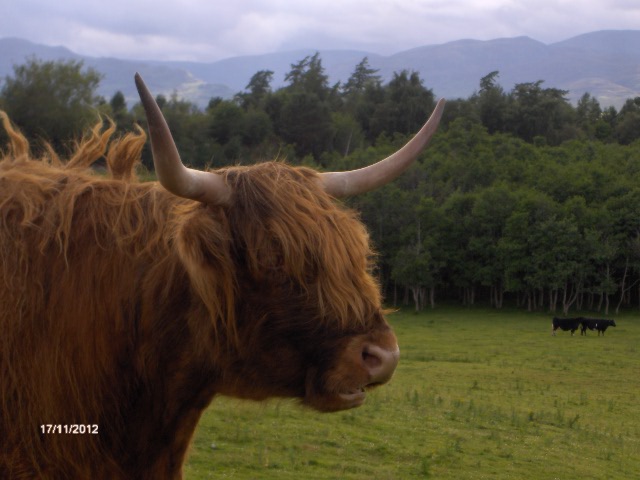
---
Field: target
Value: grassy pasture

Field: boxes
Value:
[184,308,640,479]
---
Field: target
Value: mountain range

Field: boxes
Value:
[1,30,639,110]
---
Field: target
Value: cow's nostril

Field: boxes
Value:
[362,350,382,369]
[361,345,399,385]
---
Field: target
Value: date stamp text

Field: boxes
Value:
[40,424,99,435]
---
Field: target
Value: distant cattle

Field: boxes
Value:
[596,319,617,336]
[580,318,599,336]
[551,317,582,336]
[552,317,617,337]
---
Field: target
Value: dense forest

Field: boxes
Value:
[1,56,640,313]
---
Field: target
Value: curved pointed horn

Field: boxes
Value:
[321,99,445,197]
[134,73,232,205]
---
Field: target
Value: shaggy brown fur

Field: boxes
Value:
[0,113,396,479]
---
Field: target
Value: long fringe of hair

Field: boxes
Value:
[220,162,382,332]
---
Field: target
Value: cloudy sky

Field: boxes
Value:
[2,0,639,62]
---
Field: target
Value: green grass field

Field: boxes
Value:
[183,308,640,479]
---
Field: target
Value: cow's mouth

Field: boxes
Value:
[304,389,365,412]
[338,388,366,406]
[303,385,369,412]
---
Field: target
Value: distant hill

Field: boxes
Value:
[1,30,639,110]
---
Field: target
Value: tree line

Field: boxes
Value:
[1,56,640,313]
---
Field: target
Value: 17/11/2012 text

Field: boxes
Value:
[40,424,98,434]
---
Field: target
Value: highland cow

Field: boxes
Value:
[0,74,444,479]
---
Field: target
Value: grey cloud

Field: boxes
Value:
[0,0,637,61]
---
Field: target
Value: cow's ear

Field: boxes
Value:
[175,211,237,343]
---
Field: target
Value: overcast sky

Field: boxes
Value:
[2,0,639,62]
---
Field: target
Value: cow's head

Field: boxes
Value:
[135,74,444,412]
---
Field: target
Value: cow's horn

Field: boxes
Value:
[134,73,232,205]
[320,99,445,197]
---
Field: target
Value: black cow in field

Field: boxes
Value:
[580,318,599,336]
[552,317,582,336]
[596,319,616,336]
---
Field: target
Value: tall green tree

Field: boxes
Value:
[343,57,381,98]
[507,80,575,145]
[468,184,518,308]
[476,71,508,134]
[615,97,640,145]
[0,58,102,152]
[576,92,602,137]
[105,91,134,134]
[284,52,330,100]
[338,57,382,146]
[370,70,435,138]
[237,70,274,110]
